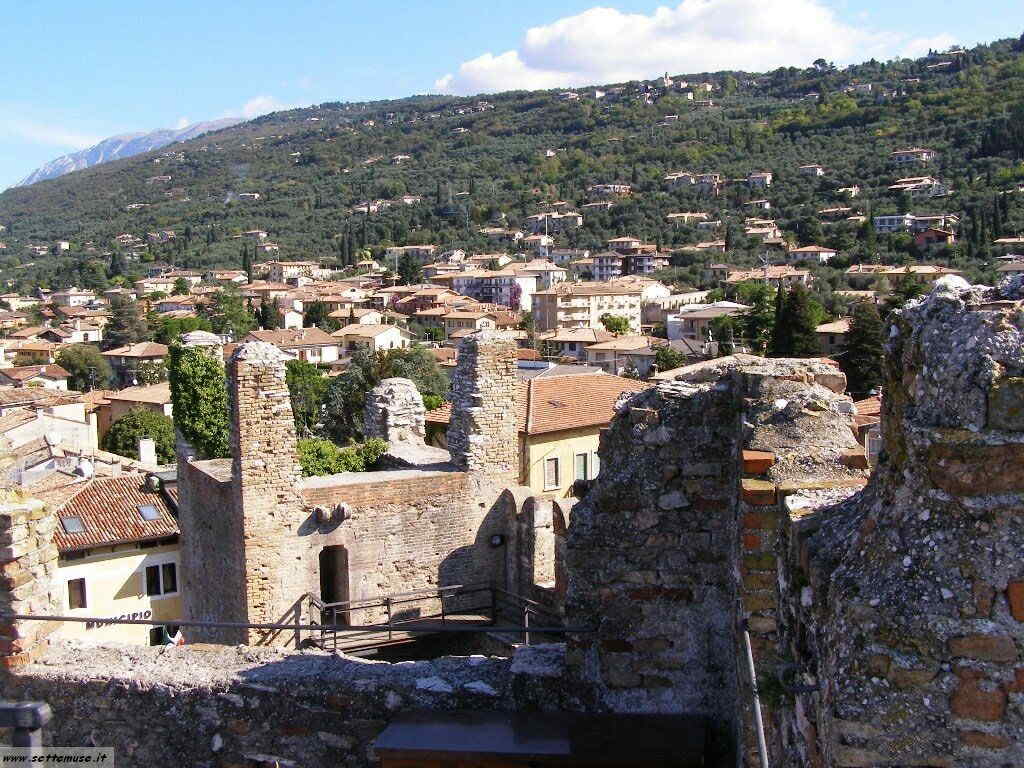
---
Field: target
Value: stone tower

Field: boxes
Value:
[227,341,304,645]
[446,330,519,485]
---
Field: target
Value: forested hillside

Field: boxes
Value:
[2,34,1023,294]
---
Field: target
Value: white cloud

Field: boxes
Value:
[0,116,100,150]
[175,116,190,130]
[898,33,958,60]
[435,0,954,95]
[218,95,298,121]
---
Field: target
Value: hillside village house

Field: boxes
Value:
[267,261,319,283]
[724,266,811,288]
[384,244,438,264]
[101,383,173,441]
[0,364,70,390]
[32,472,182,646]
[102,343,169,389]
[846,263,964,286]
[786,245,837,264]
[535,327,615,361]
[244,328,341,364]
[50,288,96,307]
[747,171,773,189]
[799,164,825,176]
[667,303,749,342]
[532,282,643,333]
[584,335,659,375]
[443,311,498,339]
[426,373,648,497]
[888,176,950,199]
[890,147,936,165]
[816,318,850,357]
[332,324,413,353]
[516,260,568,290]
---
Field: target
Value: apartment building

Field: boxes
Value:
[532,282,643,333]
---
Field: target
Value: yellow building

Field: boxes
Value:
[37,472,182,646]
[426,372,648,497]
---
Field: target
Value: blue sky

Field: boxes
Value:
[1,0,1020,189]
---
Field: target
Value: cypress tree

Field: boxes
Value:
[840,301,885,398]
[784,284,822,358]
[768,284,788,356]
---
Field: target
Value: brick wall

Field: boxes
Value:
[0,498,58,667]
[564,379,741,761]
[447,331,519,487]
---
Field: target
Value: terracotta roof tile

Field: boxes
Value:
[48,473,178,552]
[425,373,647,435]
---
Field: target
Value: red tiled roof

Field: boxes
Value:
[425,373,647,435]
[49,474,179,552]
[0,364,69,382]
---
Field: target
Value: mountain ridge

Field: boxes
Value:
[15,118,245,187]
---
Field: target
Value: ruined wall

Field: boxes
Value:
[563,356,865,765]
[363,377,426,443]
[6,642,570,767]
[228,342,307,645]
[175,334,532,647]
[177,458,245,644]
[447,331,519,487]
[565,377,742,749]
[0,498,58,668]
[799,278,1024,767]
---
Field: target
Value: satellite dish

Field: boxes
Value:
[74,458,94,478]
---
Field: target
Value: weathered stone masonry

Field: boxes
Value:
[9,281,1024,767]
[177,330,532,646]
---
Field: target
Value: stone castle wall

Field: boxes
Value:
[446,330,519,487]
[0,498,58,668]
[176,332,527,646]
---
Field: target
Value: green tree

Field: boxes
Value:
[781,285,823,357]
[840,301,885,398]
[102,298,149,351]
[153,315,212,345]
[709,315,735,356]
[56,344,112,392]
[397,253,422,285]
[258,298,280,330]
[654,345,686,372]
[286,359,329,436]
[167,343,230,458]
[303,300,333,330]
[736,281,776,354]
[599,314,631,334]
[101,408,175,464]
[208,286,255,339]
[296,437,387,477]
[173,277,190,296]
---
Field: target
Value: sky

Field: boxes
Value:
[1,0,1020,189]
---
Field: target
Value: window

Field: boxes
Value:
[68,578,87,610]
[574,453,589,482]
[544,457,560,491]
[138,505,159,521]
[591,452,601,479]
[145,562,178,596]
[60,516,85,534]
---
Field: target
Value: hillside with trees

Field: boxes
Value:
[1,35,1023,295]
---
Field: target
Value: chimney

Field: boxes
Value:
[138,438,157,468]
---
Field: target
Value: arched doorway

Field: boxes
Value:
[319,546,349,626]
